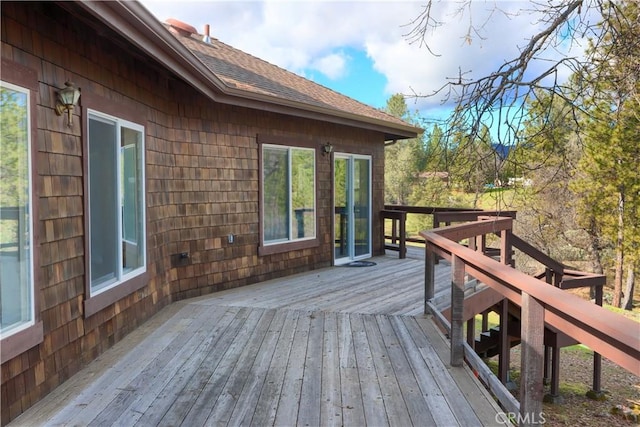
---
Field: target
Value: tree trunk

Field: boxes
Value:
[587,216,604,275]
[586,216,604,300]
[613,190,625,308]
[623,265,635,311]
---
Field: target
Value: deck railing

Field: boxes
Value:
[419,216,640,424]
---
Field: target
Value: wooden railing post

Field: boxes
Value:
[450,255,465,367]
[424,244,435,314]
[399,211,406,259]
[520,292,545,425]
[501,228,513,266]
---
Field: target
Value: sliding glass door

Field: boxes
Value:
[334,154,371,265]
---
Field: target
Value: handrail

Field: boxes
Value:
[423,224,639,373]
[433,210,517,228]
[434,216,512,242]
[509,233,565,278]
[384,205,480,214]
[384,205,598,289]
[421,220,640,421]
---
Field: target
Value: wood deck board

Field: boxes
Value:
[361,313,413,427]
[10,253,503,427]
[351,313,389,425]
[135,307,245,426]
[376,315,436,426]
[337,312,367,427]
[179,308,265,426]
[273,311,310,426]
[226,309,288,427]
[249,309,300,427]
[320,312,343,427]
[100,306,237,426]
[42,304,212,425]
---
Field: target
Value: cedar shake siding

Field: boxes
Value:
[0,2,417,423]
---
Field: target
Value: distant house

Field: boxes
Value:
[0,1,419,423]
[507,177,533,187]
[418,171,450,184]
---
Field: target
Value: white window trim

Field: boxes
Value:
[0,81,35,339]
[262,143,316,246]
[87,109,146,298]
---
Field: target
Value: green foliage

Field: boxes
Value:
[383,94,427,204]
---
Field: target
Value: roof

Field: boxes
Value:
[73,1,421,140]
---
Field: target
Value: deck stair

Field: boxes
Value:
[474,321,521,358]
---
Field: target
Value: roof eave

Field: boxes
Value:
[74,1,420,140]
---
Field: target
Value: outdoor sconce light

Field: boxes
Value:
[55,81,81,127]
[323,142,333,156]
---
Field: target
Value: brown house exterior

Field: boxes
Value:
[0,1,419,423]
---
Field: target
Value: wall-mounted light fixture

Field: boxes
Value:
[55,81,81,127]
[323,142,333,156]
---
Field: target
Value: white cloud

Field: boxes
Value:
[310,51,350,80]
[140,1,589,113]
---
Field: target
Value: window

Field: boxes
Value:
[87,111,145,296]
[0,82,35,339]
[262,144,316,246]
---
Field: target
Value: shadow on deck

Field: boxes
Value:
[10,252,506,427]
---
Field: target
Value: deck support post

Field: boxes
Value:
[544,346,563,404]
[481,309,489,332]
[466,318,475,349]
[520,292,545,425]
[543,345,551,385]
[450,254,465,367]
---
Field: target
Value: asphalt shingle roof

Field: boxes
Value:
[170,26,415,130]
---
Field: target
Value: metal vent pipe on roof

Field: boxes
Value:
[203,24,211,43]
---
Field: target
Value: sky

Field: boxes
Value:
[140,0,588,126]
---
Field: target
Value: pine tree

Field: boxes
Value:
[572,1,640,308]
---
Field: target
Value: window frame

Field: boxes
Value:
[0,59,43,364]
[82,96,148,317]
[258,134,320,256]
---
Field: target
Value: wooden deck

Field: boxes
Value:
[11,251,505,426]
